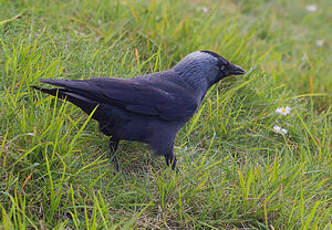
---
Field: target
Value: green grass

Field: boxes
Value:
[0,0,331,229]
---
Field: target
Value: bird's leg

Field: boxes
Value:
[109,138,120,171]
[165,152,177,171]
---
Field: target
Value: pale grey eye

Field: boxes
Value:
[220,65,225,71]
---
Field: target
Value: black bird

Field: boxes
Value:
[33,51,245,170]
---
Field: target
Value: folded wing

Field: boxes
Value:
[35,77,198,121]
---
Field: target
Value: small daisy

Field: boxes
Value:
[196,6,209,13]
[273,125,288,135]
[275,106,291,116]
[202,7,209,13]
[305,5,317,12]
[316,40,324,47]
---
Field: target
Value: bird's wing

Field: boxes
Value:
[39,77,198,121]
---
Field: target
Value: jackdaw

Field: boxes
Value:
[33,51,245,170]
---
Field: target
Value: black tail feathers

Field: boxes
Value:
[32,85,99,117]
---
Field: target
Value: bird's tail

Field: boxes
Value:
[32,85,99,117]
[32,85,65,98]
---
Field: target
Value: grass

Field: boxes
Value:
[0,0,331,229]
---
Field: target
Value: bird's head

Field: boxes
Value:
[171,50,245,91]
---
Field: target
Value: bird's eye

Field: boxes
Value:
[220,65,225,71]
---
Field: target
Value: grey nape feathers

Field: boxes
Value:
[33,51,245,171]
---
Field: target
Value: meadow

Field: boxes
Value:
[0,0,331,229]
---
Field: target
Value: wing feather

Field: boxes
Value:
[38,75,198,121]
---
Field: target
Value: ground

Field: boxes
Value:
[0,0,331,229]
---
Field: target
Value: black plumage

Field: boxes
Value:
[33,51,245,170]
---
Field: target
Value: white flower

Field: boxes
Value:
[275,106,291,116]
[196,6,209,13]
[316,40,324,47]
[273,125,288,135]
[305,5,317,12]
[202,7,209,13]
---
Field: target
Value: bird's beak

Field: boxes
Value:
[229,64,245,75]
